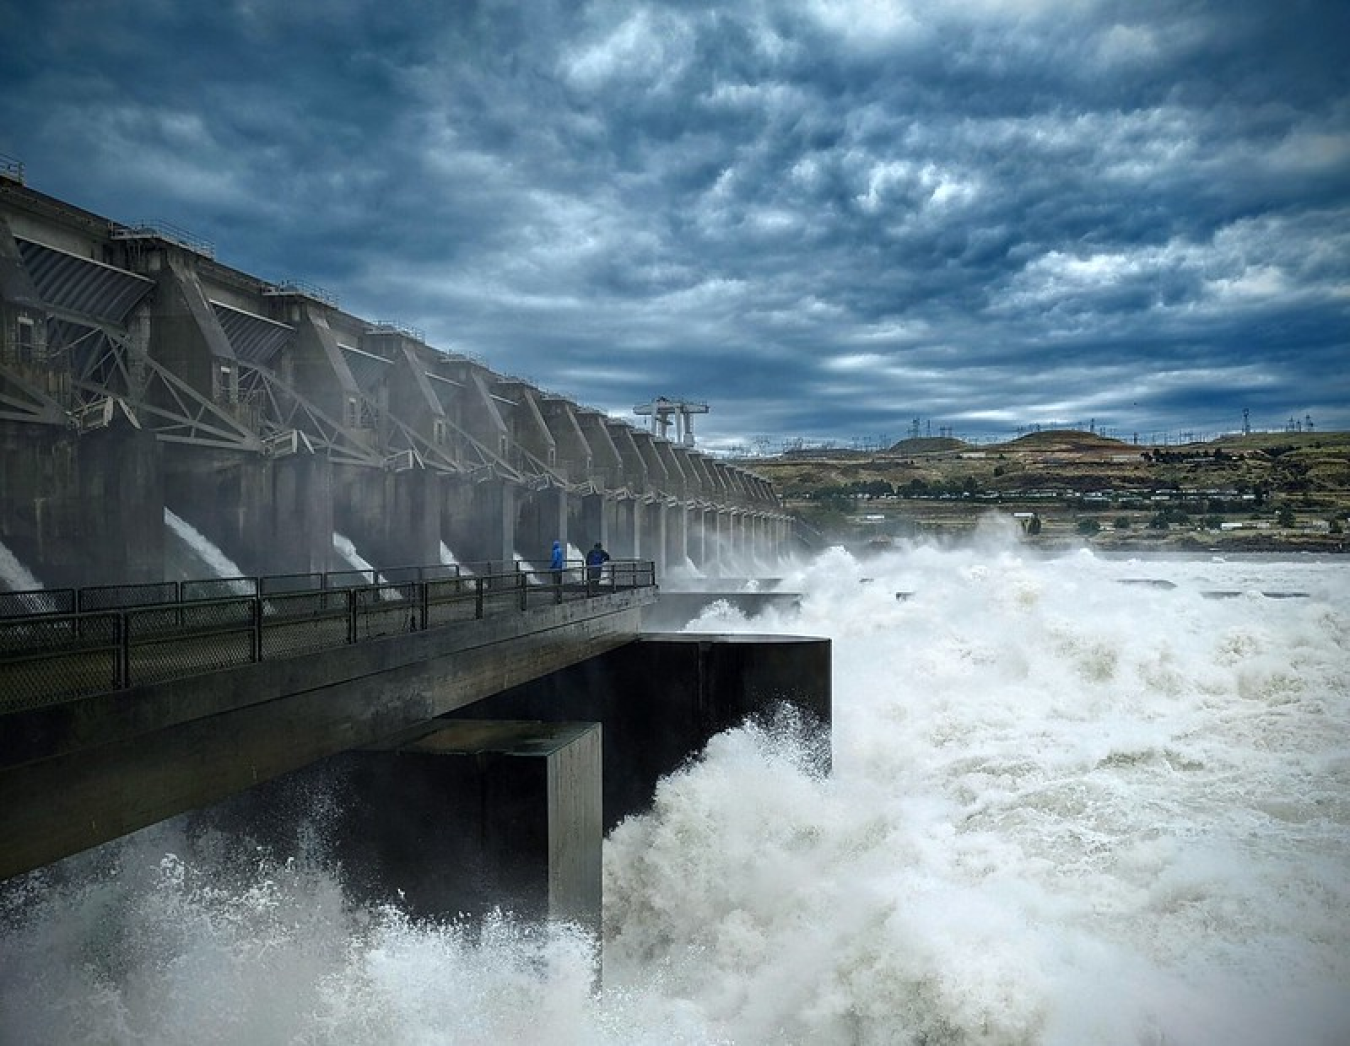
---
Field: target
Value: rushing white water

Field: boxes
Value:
[3,533,1348,1044]
[164,508,253,594]
[663,555,708,584]
[515,551,547,583]
[333,532,409,604]
[439,540,476,576]
[439,540,464,571]
[332,532,382,582]
[0,536,42,591]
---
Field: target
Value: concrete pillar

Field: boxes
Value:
[730,512,745,572]
[518,485,568,566]
[604,497,621,556]
[164,445,334,577]
[773,516,787,567]
[711,510,729,577]
[264,454,334,575]
[331,465,442,571]
[496,481,519,566]
[665,503,688,572]
[1,419,164,588]
[440,476,476,566]
[576,492,608,553]
[81,424,165,586]
[198,721,602,936]
[326,722,602,933]
[454,633,831,832]
[684,507,700,572]
[649,501,668,578]
[386,468,443,568]
[443,475,515,568]
[613,497,637,560]
[694,508,710,572]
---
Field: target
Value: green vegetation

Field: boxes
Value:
[740,429,1350,551]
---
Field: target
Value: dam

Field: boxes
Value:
[0,173,831,940]
[0,172,801,589]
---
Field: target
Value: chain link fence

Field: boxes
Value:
[0,589,75,616]
[78,581,178,612]
[1,561,655,712]
[0,613,123,707]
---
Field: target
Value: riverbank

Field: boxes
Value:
[738,429,1350,554]
[852,523,1348,559]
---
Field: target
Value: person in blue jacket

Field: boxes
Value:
[549,540,564,582]
[584,541,610,583]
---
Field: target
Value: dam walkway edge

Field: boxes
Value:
[0,561,657,881]
[0,560,656,711]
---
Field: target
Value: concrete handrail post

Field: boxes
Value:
[475,577,485,619]
[346,588,358,644]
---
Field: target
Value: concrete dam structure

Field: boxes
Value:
[0,174,794,589]
[0,172,831,942]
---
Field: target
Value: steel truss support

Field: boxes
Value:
[0,362,67,425]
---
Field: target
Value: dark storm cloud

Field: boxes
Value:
[2,0,1346,450]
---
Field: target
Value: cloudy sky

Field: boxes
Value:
[2,1,1347,452]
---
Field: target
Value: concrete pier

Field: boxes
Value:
[327,721,602,933]
[182,632,828,932]
[0,416,164,588]
[164,444,334,576]
[451,632,833,831]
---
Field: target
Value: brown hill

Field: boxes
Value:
[990,430,1132,454]
[737,431,1350,550]
[886,436,969,455]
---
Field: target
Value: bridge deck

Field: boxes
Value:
[0,563,656,881]
[1,561,654,711]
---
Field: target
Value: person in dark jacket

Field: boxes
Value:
[584,541,610,583]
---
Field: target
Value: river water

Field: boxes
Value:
[2,529,1347,1044]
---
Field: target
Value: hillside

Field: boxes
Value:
[885,436,970,455]
[991,430,1132,453]
[739,430,1350,551]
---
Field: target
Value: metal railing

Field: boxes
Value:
[109,219,216,258]
[263,279,339,308]
[0,560,655,712]
[0,152,25,183]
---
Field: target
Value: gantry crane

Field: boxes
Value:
[633,396,709,447]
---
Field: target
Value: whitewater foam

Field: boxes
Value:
[3,540,1347,1044]
[0,536,42,591]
